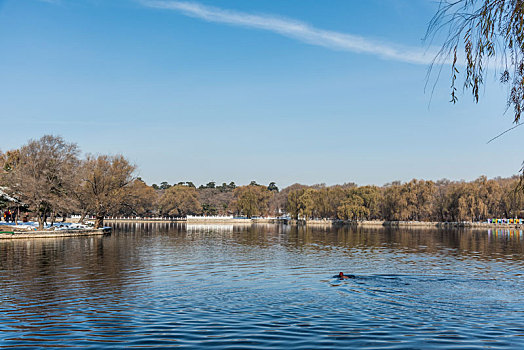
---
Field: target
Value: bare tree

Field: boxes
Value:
[232,184,272,218]
[118,178,159,217]
[4,135,79,229]
[159,185,201,217]
[198,187,234,215]
[81,154,136,228]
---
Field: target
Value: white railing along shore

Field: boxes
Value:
[102,216,184,221]
[186,215,234,220]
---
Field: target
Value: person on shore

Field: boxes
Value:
[334,272,355,279]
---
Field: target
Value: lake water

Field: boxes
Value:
[1,223,524,349]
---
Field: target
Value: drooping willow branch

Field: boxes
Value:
[427,0,524,123]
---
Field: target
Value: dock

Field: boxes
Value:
[0,227,111,239]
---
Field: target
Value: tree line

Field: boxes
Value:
[1,136,522,229]
[122,175,524,222]
[281,178,523,222]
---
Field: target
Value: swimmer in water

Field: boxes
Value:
[334,272,355,279]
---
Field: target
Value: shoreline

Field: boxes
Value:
[0,227,111,240]
[104,218,524,230]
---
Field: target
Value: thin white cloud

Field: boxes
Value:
[140,0,438,65]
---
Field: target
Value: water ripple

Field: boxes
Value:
[1,224,524,348]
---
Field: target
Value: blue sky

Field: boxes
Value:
[0,0,522,187]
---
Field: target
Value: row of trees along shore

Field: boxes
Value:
[1,136,523,229]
